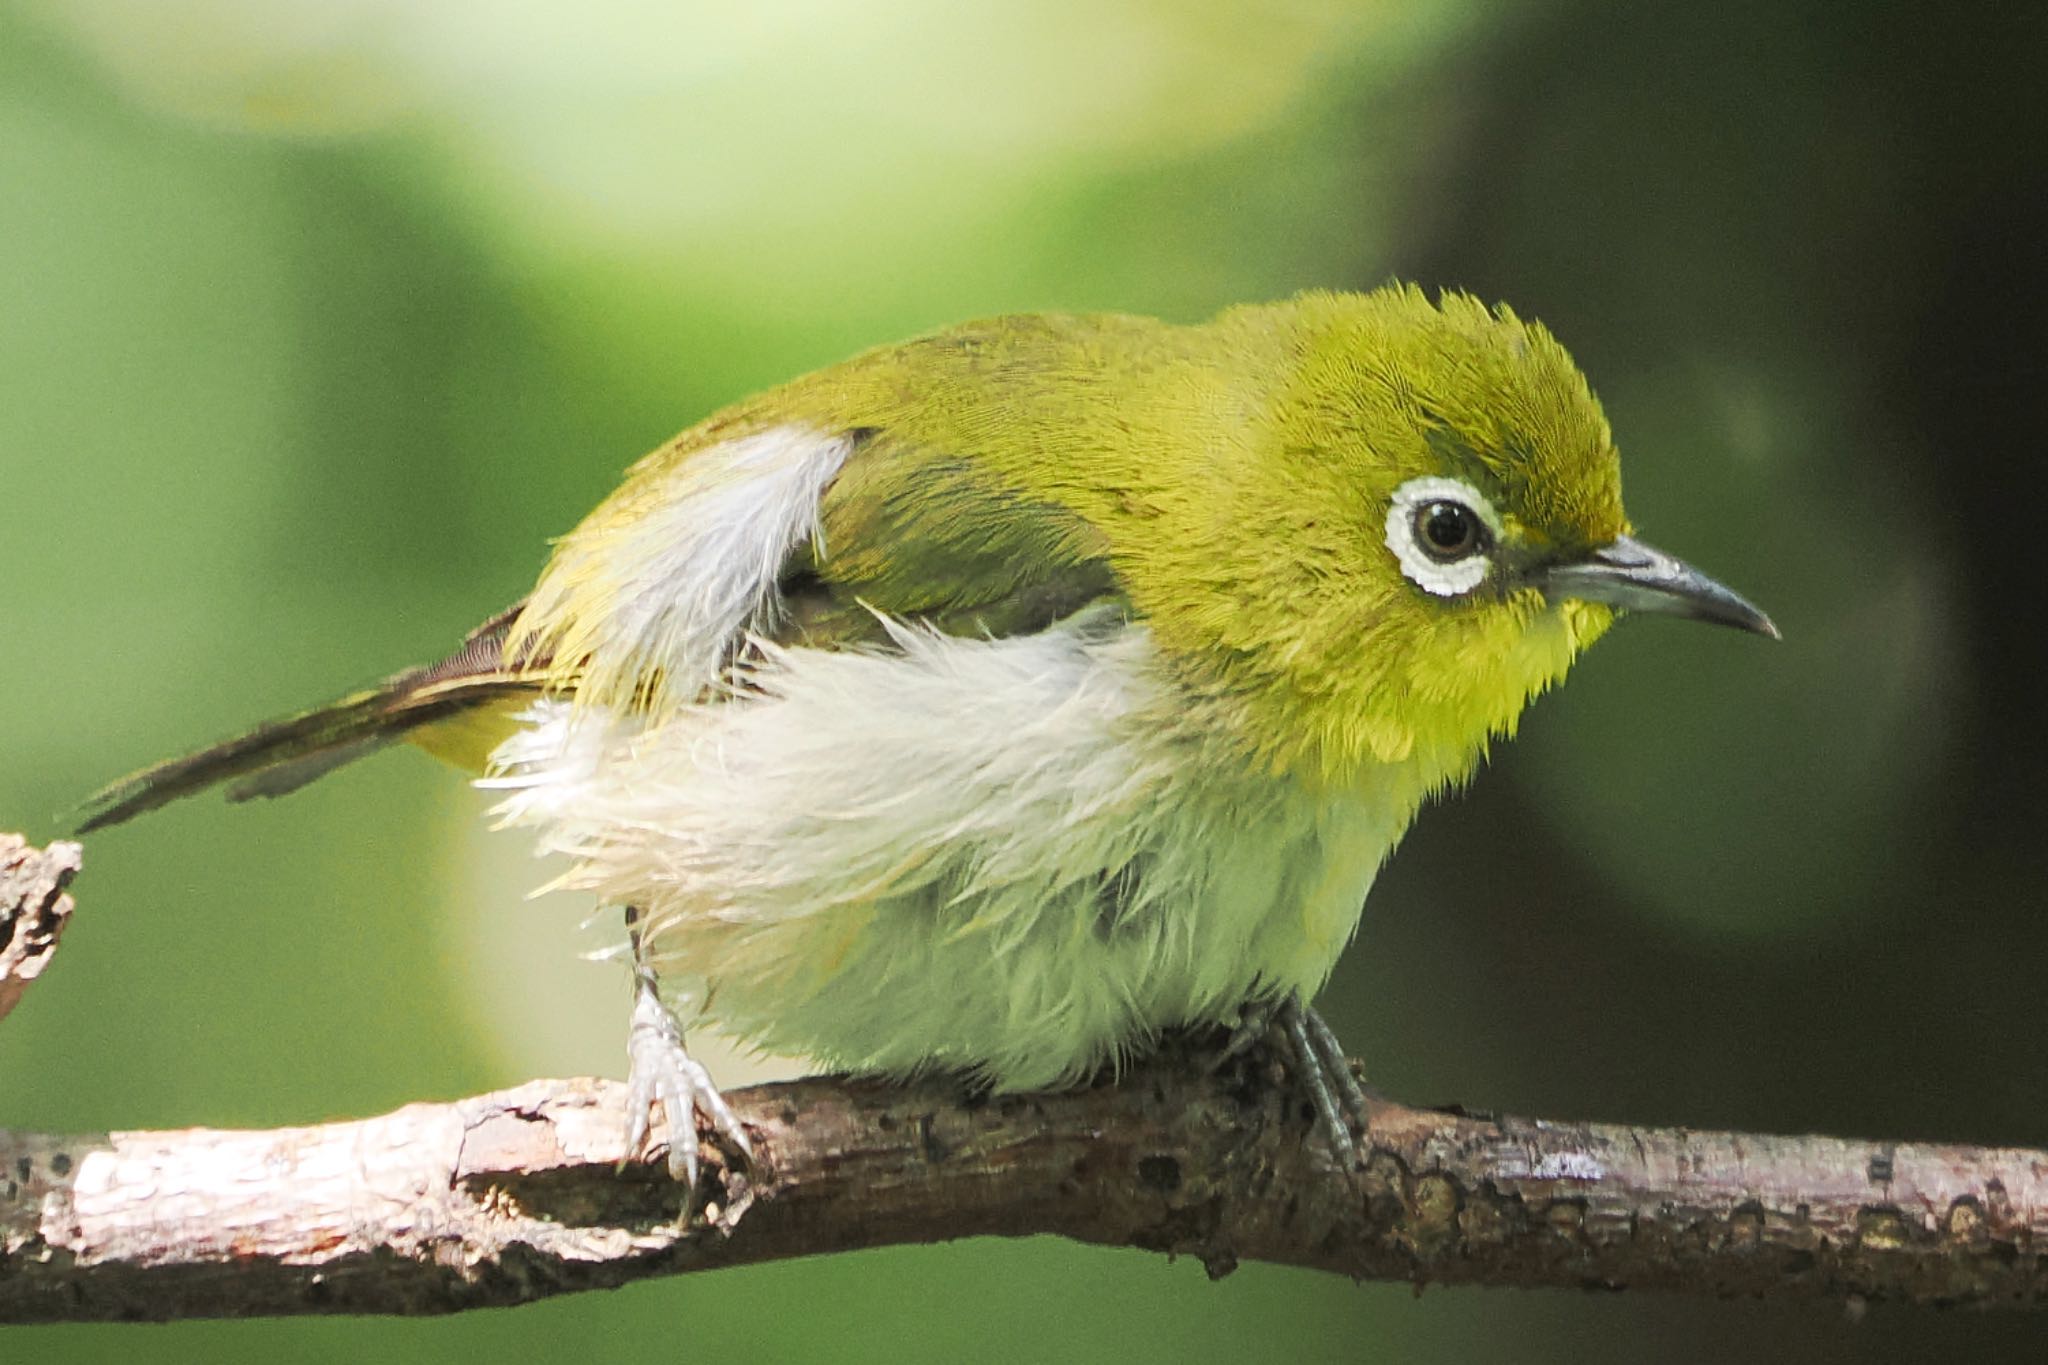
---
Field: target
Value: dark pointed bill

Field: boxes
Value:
[1541,534,1779,639]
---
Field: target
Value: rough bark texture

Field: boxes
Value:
[4,832,2045,1322]
[3,1067,2046,1323]
[0,835,80,1026]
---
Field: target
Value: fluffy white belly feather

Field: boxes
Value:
[486,610,1411,1090]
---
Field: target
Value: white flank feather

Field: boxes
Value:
[487,608,1417,1090]
[516,426,855,708]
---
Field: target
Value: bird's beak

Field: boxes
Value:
[1540,534,1779,639]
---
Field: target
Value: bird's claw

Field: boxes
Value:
[1211,997,1285,1070]
[624,979,752,1200]
[1275,997,1374,1169]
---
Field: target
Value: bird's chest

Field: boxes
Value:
[487,620,1417,1087]
[1099,768,1404,1022]
[701,748,1407,1088]
[1204,783,1405,1000]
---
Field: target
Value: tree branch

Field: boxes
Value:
[4,834,2044,1322]
[0,834,80,1026]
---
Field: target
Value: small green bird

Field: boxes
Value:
[83,285,1774,1186]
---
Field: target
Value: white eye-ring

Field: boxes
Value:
[1385,476,1500,598]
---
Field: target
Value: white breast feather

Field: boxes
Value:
[487,612,1406,1089]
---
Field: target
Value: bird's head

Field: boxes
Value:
[1166,286,1773,789]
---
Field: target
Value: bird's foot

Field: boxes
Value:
[1274,997,1375,1169]
[623,976,753,1203]
[1212,996,1286,1068]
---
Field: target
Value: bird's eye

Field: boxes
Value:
[1385,475,1500,598]
[1414,500,1483,562]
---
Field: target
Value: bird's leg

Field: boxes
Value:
[622,905,753,1197]
[1275,997,1374,1168]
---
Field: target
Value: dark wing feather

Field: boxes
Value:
[770,431,1124,650]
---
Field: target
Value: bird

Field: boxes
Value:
[81,284,1776,1191]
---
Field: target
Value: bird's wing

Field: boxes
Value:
[774,426,1122,651]
[79,424,1126,830]
[509,422,1128,711]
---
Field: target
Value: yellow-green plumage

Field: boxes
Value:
[84,284,1770,1164]
[515,287,1622,785]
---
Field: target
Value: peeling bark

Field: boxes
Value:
[0,835,80,1025]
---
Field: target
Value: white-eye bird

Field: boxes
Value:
[82,285,1776,1187]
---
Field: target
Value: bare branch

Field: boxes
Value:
[4,1066,2046,1322]
[4,830,2043,1323]
[0,835,81,1026]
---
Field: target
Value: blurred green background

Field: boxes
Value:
[4,0,2044,1359]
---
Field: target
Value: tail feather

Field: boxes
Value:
[77,603,543,834]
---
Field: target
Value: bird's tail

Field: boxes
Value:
[77,603,543,833]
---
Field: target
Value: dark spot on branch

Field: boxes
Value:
[1137,1155,1181,1193]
